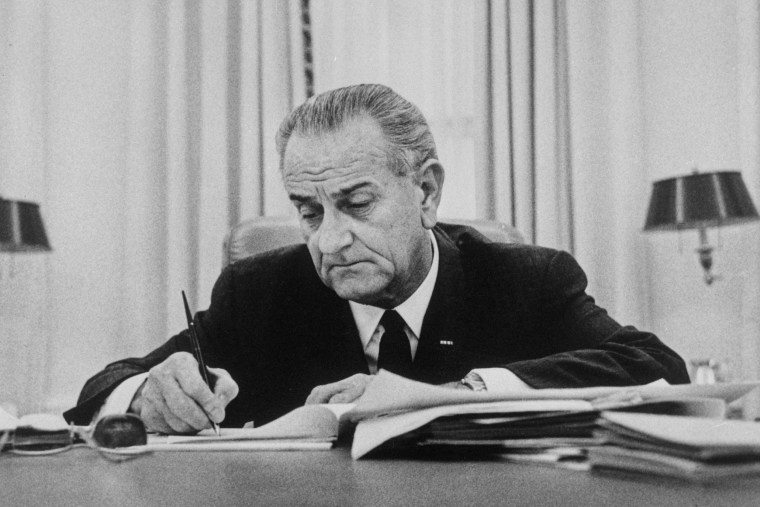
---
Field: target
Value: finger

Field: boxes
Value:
[327,391,356,403]
[139,380,196,434]
[174,368,223,422]
[161,375,216,430]
[146,394,197,434]
[150,359,215,430]
[327,385,362,404]
[305,382,346,405]
[208,367,240,407]
[165,353,223,419]
[327,376,369,403]
[134,383,173,434]
[138,403,171,434]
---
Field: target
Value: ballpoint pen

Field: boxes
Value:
[182,291,221,436]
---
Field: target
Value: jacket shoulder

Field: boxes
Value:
[218,244,319,301]
[436,223,586,292]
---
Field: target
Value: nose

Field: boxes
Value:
[314,210,352,255]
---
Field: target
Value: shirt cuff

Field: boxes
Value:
[95,373,149,422]
[469,368,533,393]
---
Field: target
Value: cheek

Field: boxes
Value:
[352,229,395,267]
[383,220,420,261]
[306,240,323,270]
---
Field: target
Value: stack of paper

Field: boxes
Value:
[0,410,72,453]
[589,412,760,481]
[126,371,759,465]
[348,372,756,460]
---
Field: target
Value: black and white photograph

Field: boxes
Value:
[2,1,760,505]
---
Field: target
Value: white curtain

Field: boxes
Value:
[4,0,760,417]
[486,0,574,252]
[487,1,646,326]
[310,0,576,250]
[310,0,760,404]
[0,0,301,413]
[311,0,491,221]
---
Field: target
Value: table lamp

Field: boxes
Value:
[643,170,759,284]
[0,197,51,253]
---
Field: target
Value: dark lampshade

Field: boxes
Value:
[644,170,759,231]
[643,170,759,285]
[0,197,52,252]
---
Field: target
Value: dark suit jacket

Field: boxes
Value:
[64,224,689,426]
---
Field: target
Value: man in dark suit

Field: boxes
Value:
[64,84,689,433]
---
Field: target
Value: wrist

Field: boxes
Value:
[127,382,146,414]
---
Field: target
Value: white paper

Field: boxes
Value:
[349,370,760,420]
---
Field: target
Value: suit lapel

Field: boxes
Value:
[413,227,474,383]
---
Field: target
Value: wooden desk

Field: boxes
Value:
[3,446,760,506]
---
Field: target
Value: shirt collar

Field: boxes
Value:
[349,230,440,348]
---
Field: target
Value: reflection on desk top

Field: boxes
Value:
[3,445,760,507]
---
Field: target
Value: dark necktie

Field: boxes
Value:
[377,310,413,378]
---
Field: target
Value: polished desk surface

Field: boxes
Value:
[4,445,760,507]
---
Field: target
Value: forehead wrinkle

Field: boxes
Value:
[284,163,356,184]
[287,175,380,203]
[284,158,389,193]
[284,132,389,176]
[283,117,394,199]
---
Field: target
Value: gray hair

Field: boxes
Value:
[275,83,438,176]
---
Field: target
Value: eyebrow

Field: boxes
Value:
[288,192,311,204]
[333,181,375,199]
[288,181,376,203]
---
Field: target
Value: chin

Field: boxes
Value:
[330,280,387,306]
[334,286,377,304]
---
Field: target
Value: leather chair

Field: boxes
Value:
[222,216,524,267]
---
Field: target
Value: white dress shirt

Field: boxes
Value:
[100,230,530,417]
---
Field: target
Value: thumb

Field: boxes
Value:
[208,367,239,406]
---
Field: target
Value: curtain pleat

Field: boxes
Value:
[0,0,301,412]
[3,0,760,417]
[488,0,574,252]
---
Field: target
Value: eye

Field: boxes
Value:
[344,197,374,215]
[298,204,322,221]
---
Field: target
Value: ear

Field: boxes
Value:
[414,159,445,230]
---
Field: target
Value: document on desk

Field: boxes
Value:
[589,412,760,481]
[0,406,19,431]
[0,409,69,432]
[137,371,759,457]
[349,371,759,420]
[146,403,354,452]
[348,371,760,459]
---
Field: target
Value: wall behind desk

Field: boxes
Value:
[2,0,760,416]
[0,0,302,414]
[568,0,760,416]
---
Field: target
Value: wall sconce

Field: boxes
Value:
[0,197,51,253]
[643,170,758,284]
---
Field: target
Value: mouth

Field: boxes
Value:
[326,260,367,270]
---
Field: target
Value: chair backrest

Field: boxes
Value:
[222,216,524,267]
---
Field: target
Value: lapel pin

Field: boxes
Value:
[439,340,454,346]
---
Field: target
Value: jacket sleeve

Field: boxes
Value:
[63,268,235,425]
[504,249,690,387]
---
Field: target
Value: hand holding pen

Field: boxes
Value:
[126,296,239,435]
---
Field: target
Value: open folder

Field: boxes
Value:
[137,371,758,458]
